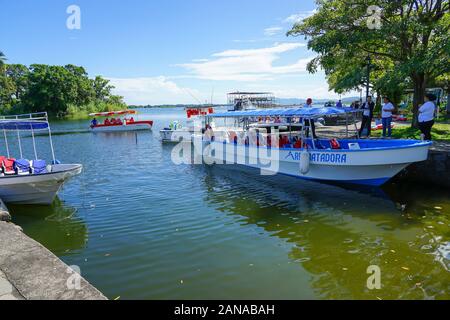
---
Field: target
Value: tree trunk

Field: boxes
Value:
[411,73,426,128]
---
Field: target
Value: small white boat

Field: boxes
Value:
[0,164,82,204]
[90,110,153,132]
[160,106,214,143]
[0,113,83,205]
[192,107,432,187]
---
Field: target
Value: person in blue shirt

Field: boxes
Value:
[336,100,343,108]
[91,118,98,127]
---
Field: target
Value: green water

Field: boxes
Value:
[7,108,450,300]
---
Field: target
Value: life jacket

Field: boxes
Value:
[294,139,303,149]
[280,136,289,148]
[330,139,341,149]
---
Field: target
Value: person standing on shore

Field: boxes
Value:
[418,93,437,141]
[382,97,395,138]
[304,98,317,139]
[359,96,375,137]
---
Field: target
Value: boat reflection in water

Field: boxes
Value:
[200,165,450,300]
[9,197,88,257]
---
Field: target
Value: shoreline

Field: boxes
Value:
[0,220,107,300]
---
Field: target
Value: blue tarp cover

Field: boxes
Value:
[212,107,358,118]
[0,121,49,131]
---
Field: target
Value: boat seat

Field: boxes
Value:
[2,158,16,175]
[31,160,48,175]
[0,156,6,174]
[15,159,31,175]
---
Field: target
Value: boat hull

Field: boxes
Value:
[195,140,431,186]
[91,121,153,132]
[0,164,82,205]
[160,129,193,143]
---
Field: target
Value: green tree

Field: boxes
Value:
[23,64,95,116]
[288,0,450,126]
[0,51,6,68]
[5,64,29,100]
[92,76,114,101]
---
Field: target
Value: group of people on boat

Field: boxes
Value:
[91,117,135,127]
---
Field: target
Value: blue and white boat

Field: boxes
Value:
[192,107,431,187]
[0,113,82,204]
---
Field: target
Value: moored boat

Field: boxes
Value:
[160,106,214,143]
[192,107,431,186]
[0,113,82,205]
[90,110,153,132]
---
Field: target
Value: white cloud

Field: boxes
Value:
[177,43,309,81]
[284,9,317,24]
[108,76,201,105]
[264,26,283,36]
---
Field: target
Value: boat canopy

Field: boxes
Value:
[0,112,56,162]
[0,120,49,131]
[210,107,358,119]
[89,110,137,117]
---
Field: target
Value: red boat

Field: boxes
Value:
[89,110,153,132]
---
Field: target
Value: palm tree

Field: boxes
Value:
[0,51,6,67]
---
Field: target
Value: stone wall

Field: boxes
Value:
[397,149,450,188]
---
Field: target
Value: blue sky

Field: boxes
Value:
[0,0,353,104]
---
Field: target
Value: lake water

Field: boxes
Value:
[8,108,450,300]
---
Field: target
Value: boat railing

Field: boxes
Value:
[0,112,55,163]
[0,112,49,123]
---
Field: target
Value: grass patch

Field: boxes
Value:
[371,123,450,141]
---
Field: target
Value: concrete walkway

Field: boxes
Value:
[0,270,24,300]
[0,221,107,300]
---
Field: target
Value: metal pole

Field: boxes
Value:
[3,128,10,158]
[48,126,56,163]
[16,125,23,159]
[353,113,360,139]
[31,125,38,160]
[310,117,316,149]
[345,114,349,138]
[366,55,371,101]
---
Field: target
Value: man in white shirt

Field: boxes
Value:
[381,97,395,138]
[418,93,437,141]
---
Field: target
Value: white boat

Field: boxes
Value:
[160,106,214,143]
[192,107,432,187]
[90,110,153,132]
[0,113,83,205]
[0,164,82,204]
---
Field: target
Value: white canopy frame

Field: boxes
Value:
[0,112,56,163]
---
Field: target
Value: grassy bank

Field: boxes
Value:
[64,102,127,120]
[371,123,450,141]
